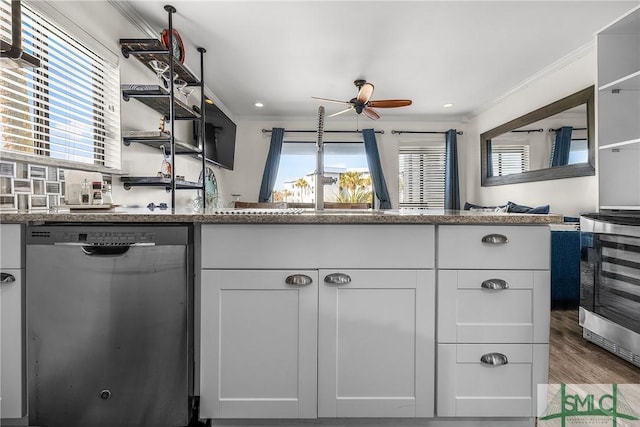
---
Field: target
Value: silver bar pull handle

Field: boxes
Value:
[481,233,509,244]
[480,352,509,366]
[285,274,313,286]
[1,273,16,284]
[481,278,509,290]
[324,273,352,285]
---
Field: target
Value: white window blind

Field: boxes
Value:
[398,144,445,209]
[0,0,121,169]
[491,144,530,176]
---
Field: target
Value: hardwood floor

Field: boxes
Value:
[549,309,640,384]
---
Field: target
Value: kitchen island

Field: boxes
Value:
[1,210,559,427]
[0,207,562,224]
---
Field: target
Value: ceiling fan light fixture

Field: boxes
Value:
[312,79,412,121]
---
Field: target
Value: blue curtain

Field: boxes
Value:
[362,128,391,209]
[258,127,285,202]
[551,126,573,167]
[444,129,460,210]
[486,141,494,177]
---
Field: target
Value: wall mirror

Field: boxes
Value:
[480,86,595,186]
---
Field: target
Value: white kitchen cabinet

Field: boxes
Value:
[200,269,318,419]
[437,343,549,417]
[436,225,550,418]
[199,224,436,420]
[438,225,550,270]
[597,5,640,209]
[318,269,434,418]
[0,224,25,420]
[438,270,550,344]
[200,224,435,270]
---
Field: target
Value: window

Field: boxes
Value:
[273,139,372,205]
[491,144,530,176]
[398,144,445,210]
[0,1,120,169]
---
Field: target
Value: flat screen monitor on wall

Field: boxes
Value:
[200,103,236,170]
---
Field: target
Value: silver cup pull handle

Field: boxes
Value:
[285,274,313,286]
[324,273,352,285]
[481,278,509,290]
[480,352,509,366]
[481,234,509,244]
[0,272,16,284]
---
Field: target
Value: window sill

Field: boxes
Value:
[0,151,125,175]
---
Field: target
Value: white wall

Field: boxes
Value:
[465,50,598,217]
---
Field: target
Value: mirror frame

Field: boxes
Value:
[480,86,595,186]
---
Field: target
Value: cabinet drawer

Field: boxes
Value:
[438,225,550,269]
[201,224,435,269]
[0,224,23,269]
[437,343,548,417]
[438,270,550,343]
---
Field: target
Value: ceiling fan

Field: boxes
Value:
[312,79,412,120]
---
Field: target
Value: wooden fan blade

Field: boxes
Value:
[367,99,412,108]
[311,96,351,105]
[328,106,355,118]
[363,106,380,120]
[356,83,374,104]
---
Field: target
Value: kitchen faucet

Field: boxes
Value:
[315,106,337,211]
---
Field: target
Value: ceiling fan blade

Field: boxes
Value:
[311,96,351,105]
[328,106,355,118]
[362,106,380,120]
[367,99,413,108]
[356,82,374,104]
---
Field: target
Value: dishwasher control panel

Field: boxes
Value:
[26,225,190,246]
[60,231,155,245]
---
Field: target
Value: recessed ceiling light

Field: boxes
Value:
[443,103,454,108]
[254,102,264,108]
[204,98,214,105]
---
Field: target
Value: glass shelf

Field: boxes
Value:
[119,38,199,85]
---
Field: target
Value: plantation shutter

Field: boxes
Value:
[398,144,445,209]
[0,0,121,169]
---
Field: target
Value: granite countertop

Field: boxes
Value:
[0,207,564,225]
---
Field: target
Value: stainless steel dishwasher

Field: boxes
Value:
[25,225,193,427]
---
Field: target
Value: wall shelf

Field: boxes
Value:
[121,85,200,119]
[118,5,208,209]
[120,176,201,191]
[120,38,199,85]
[122,131,202,156]
[599,138,640,150]
[599,70,640,92]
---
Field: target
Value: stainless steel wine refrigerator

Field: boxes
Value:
[580,213,640,368]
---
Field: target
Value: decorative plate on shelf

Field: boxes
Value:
[160,28,185,64]
[198,167,218,205]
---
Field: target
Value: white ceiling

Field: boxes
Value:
[124,0,638,122]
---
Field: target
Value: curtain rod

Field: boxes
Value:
[262,129,384,134]
[511,128,543,133]
[390,130,463,135]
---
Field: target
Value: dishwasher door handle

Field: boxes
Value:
[54,242,155,247]
[80,246,132,256]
